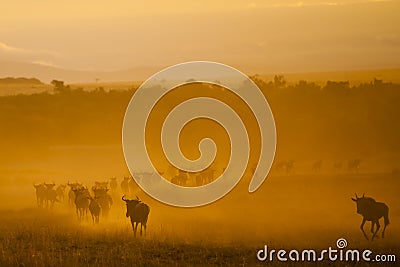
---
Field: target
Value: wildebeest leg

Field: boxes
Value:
[382,222,387,238]
[372,220,380,241]
[370,222,375,233]
[140,223,143,236]
[134,222,139,237]
[360,218,368,240]
[144,224,147,237]
[131,220,137,237]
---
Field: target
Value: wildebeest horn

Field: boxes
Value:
[355,193,358,199]
[362,193,365,198]
[136,196,140,201]
[122,195,127,202]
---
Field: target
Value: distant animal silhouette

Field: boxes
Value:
[55,184,66,202]
[33,183,46,208]
[72,186,90,221]
[312,160,322,172]
[128,177,137,193]
[348,159,361,173]
[121,177,130,195]
[351,193,389,241]
[92,186,113,218]
[67,182,83,207]
[122,195,150,237]
[44,182,59,209]
[333,162,343,171]
[110,177,118,191]
[88,196,101,224]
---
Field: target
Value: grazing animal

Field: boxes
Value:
[286,160,295,174]
[333,162,343,171]
[122,195,150,237]
[128,177,137,193]
[94,181,109,189]
[67,182,83,207]
[351,193,389,241]
[110,178,118,191]
[312,160,322,172]
[348,159,362,173]
[88,197,101,224]
[56,184,67,202]
[195,173,205,186]
[33,183,46,208]
[92,187,113,218]
[44,183,59,209]
[121,177,130,195]
[276,160,295,174]
[176,170,188,186]
[72,187,90,221]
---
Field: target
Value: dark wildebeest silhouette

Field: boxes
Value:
[72,187,90,221]
[44,182,59,209]
[67,182,83,207]
[351,193,389,241]
[128,177,138,193]
[276,160,295,174]
[110,177,118,192]
[348,159,362,173]
[92,186,113,218]
[333,162,343,171]
[195,173,205,186]
[56,184,66,202]
[88,196,101,224]
[121,177,130,195]
[312,160,322,173]
[122,195,150,237]
[33,183,46,208]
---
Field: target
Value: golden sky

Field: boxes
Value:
[1,0,399,73]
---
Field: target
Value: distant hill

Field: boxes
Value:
[0,77,43,85]
[1,60,399,85]
[0,61,162,84]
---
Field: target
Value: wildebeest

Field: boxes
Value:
[312,160,322,172]
[333,161,343,171]
[92,186,113,218]
[67,182,83,207]
[33,183,46,208]
[276,160,295,174]
[72,186,90,221]
[44,182,59,209]
[88,196,101,224]
[122,195,150,237]
[110,177,118,191]
[56,184,67,202]
[128,177,137,193]
[348,159,362,173]
[121,177,130,195]
[351,193,389,241]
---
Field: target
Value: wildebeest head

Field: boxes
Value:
[351,193,376,215]
[122,195,142,217]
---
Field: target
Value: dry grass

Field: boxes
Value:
[0,209,264,267]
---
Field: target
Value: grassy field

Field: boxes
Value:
[0,209,262,267]
[0,173,399,266]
